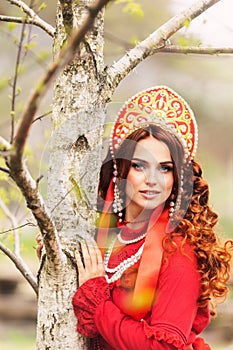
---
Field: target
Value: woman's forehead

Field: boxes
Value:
[133,136,172,162]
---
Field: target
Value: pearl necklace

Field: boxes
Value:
[123,216,150,225]
[117,231,146,244]
[104,237,145,284]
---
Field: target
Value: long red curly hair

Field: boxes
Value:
[173,160,233,315]
[98,125,233,316]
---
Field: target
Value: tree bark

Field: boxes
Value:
[36,1,107,349]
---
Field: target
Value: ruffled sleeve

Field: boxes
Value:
[142,320,186,349]
[72,276,112,337]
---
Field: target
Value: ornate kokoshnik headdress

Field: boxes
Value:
[108,85,198,222]
[110,85,198,160]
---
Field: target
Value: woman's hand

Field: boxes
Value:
[75,240,105,286]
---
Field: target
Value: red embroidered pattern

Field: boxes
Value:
[72,277,111,338]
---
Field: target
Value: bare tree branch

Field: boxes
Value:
[104,30,233,55]
[0,241,38,294]
[6,0,55,37]
[0,167,10,174]
[7,160,64,269]
[161,45,233,55]
[105,0,221,91]
[0,15,55,37]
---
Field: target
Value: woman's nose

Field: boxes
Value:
[145,169,158,186]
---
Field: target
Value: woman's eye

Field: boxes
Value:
[159,165,173,173]
[131,162,145,171]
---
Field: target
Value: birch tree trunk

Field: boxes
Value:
[36,1,107,349]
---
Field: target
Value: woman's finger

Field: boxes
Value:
[87,240,105,275]
[86,241,100,267]
[95,245,104,265]
[75,241,105,286]
[80,241,92,269]
[75,250,85,273]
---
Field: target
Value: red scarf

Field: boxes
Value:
[97,178,172,320]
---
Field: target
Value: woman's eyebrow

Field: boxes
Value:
[131,157,148,164]
[160,161,173,165]
[132,158,173,167]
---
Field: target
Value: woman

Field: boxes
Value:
[72,86,232,349]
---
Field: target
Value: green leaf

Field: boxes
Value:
[24,42,37,51]
[69,176,90,209]
[182,18,191,28]
[39,2,47,11]
[0,77,10,91]
[7,22,17,31]
[130,35,139,46]
[37,49,51,61]
[115,0,144,18]
[177,37,189,47]
[69,176,83,202]
[16,64,26,76]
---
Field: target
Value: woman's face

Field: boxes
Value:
[125,136,174,220]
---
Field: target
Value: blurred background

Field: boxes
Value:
[0,0,232,349]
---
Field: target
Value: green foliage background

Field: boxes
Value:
[0,0,232,349]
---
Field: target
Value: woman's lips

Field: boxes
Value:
[139,190,160,199]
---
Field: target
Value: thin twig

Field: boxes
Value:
[32,110,52,124]
[0,222,36,235]
[161,45,233,55]
[0,241,38,294]
[10,14,27,143]
[0,197,20,255]
[0,24,51,69]
[50,188,73,214]
[105,30,133,49]
[104,30,233,55]
[6,0,54,37]
[0,167,10,174]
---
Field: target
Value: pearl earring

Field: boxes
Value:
[112,161,123,222]
[169,200,175,218]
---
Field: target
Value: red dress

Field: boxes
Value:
[72,232,211,349]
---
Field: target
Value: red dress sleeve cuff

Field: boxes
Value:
[142,319,186,349]
[72,276,111,338]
